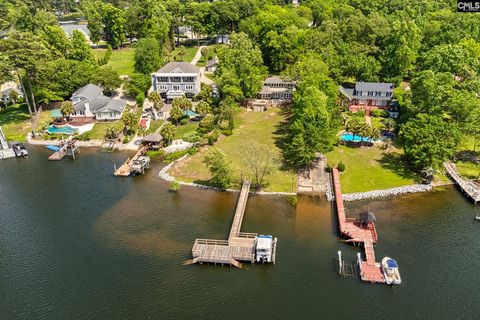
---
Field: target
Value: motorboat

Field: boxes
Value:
[382,257,401,285]
[255,235,274,263]
[11,142,28,157]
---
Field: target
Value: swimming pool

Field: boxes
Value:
[341,133,372,142]
[46,125,78,135]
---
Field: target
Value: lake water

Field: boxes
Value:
[1,146,479,319]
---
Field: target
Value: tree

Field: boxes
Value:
[203,149,232,189]
[201,46,209,62]
[60,101,75,121]
[134,38,163,74]
[196,100,211,115]
[125,0,170,44]
[148,91,163,111]
[91,66,122,94]
[102,3,126,48]
[160,122,175,145]
[170,104,183,125]
[124,73,151,97]
[196,83,213,105]
[381,118,396,133]
[172,96,192,111]
[121,108,138,135]
[284,86,336,168]
[8,90,18,106]
[216,32,267,101]
[400,113,460,170]
[345,116,364,143]
[239,141,278,190]
[177,45,186,61]
[70,30,95,63]
[104,125,118,140]
[41,25,72,58]
[81,0,103,44]
[216,97,237,129]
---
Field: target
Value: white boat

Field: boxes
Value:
[382,257,401,285]
[255,235,273,263]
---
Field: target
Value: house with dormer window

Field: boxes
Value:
[70,84,127,121]
[339,82,394,111]
[151,62,201,100]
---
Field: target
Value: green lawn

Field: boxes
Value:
[88,121,124,140]
[169,46,198,63]
[173,122,199,139]
[169,108,297,192]
[326,145,419,193]
[0,104,32,142]
[93,47,135,76]
[148,120,164,133]
[195,44,222,67]
[456,161,480,180]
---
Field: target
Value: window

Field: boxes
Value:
[158,85,168,91]
[171,77,181,82]
[368,91,374,96]
[158,76,168,82]
[173,85,180,91]
[80,111,85,116]
[183,77,194,82]
[185,85,193,91]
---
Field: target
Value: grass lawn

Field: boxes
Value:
[148,120,164,133]
[0,104,32,142]
[93,47,135,76]
[169,46,199,63]
[456,161,480,180]
[169,108,297,192]
[173,122,199,139]
[88,121,124,140]
[204,73,216,82]
[195,44,222,67]
[326,145,419,193]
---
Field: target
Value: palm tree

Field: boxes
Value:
[170,104,183,125]
[121,109,138,135]
[345,116,363,143]
[60,101,75,121]
[381,118,396,133]
[161,122,175,145]
[358,123,370,146]
[104,125,118,140]
[148,91,163,111]
[201,47,209,62]
[196,100,211,115]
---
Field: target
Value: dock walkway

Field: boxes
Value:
[114,146,150,176]
[191,180,277,267]
[444,161,480,204]
[332,168,384,283]
[48,138,79,161]
[0,126,15,160]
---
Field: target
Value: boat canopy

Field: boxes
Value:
[387,259,398,268]
[359,211,376,223]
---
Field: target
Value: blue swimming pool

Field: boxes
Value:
[46,125,78,135]
[341,133,372,142]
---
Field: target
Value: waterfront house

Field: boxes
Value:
[70,84,127,121]
[151,62,201,100]
[60,22,91,43]
[257,76,295,100]
[205,57,219,73]
[339,82,394,111]
[1,86,23,104]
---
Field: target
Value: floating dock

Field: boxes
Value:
[114,146,150,176]
[444,161,480,204]
[332,168,385,283]
[191,180,277,267]
[0,126,15,160]
[48,138,79,160]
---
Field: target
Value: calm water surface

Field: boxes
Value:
[1,147,479,319]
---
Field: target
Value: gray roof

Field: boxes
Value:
[155,62,200,74]
[60,24,90,37]
[264,76,295,85]
[206,57,219,68]
[72,84,104,100]
[71,84,126,114]
[355,82,394,92]
[339,86,354,100]
[1,87,22,97]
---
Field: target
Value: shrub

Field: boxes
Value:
[222,128,233,136]
[180,118,188,125]
[146,149,165,158]
[77,132,91,141]
[338,161,346,172]
[183,132,200,143]
[325,163,333,172]
[136,92,145,107]
[122,136,130,144]
[169,180,180,192]
[371,109,388,117]
[287,195,297,207]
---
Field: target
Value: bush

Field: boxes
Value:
[122,136,130,144]
[337,161,346,172]
[169,180,181,192]
[287,195,297,207]
[371,109,388,117]
[183,132,201,143]
[325,163,333,173]
[180,118,188,125]
[136,92,145,107]
[207,130,220,145]
[77,132,91,141]
[146,149,165,158]
[222,128,233,136]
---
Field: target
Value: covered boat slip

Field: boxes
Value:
[191,180,277,267]
[114,146,150,176]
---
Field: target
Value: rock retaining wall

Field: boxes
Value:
[341,184,433,202]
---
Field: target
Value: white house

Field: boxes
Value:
[151,62,201,100]
[257,76,296,100]
[70,84,127,121]
[0,83,23,104]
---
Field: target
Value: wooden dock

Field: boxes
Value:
[114,146,150,176]
[444,161,480,204]
[332,168,385,284]
[48,138,79,161]
[191,180,277,267]
[0,126,15,160]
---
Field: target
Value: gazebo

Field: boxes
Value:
[141,132,163,150]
